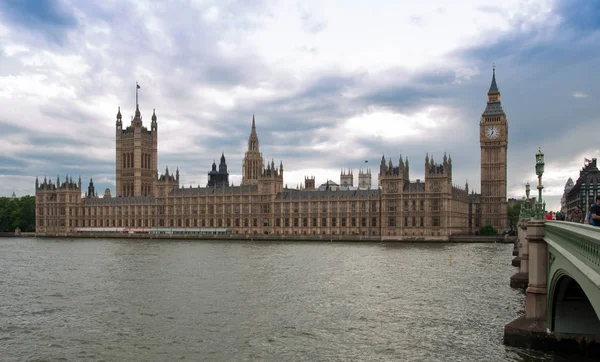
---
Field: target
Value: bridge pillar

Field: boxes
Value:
[504,220,548,349]
[510,219,530,289]
[519,220,529,274]
[525,219,547,320]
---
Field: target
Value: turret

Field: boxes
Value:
[116,107,122,129]
[87,178,95,198]
[132,104,142,127]
[358,169,372,190]
[219,152,227,174]
[398,155,404,172]
[380,155,386,177]
[151,108,157,131]
[340,168,353,187]
[304,176,316,190]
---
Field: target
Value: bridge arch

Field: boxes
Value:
[545,221,600,335]
[548,269,600,334]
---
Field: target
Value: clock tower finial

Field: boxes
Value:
[487,63,500,103]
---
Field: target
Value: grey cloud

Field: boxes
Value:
[0,0,78,45]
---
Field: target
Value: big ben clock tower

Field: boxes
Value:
[480,65,508,232]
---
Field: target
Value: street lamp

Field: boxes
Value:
[525,182,531,216]
[519,182,532,220]
[535,147,546,219]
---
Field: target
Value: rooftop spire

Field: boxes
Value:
[488,63,499,94]
[247,114,260,152]
[136,82,140,107]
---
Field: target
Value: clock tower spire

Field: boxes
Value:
[480,64,508,232]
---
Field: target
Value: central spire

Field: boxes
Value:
[241,114,264,186]
[248,114,259,151]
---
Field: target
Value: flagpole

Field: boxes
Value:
[136,82,139,107]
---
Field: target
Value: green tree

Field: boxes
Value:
[507,201,522,232]
[0,197,9,231]
[479,224,498,236]
[0,196,36,232]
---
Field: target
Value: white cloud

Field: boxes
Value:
[341,106,456,141]
[572,91,588,98]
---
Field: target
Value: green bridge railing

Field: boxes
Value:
[545,221,600,276]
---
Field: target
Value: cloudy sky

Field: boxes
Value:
[0,0,598,211]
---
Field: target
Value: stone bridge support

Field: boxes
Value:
[525,220,547,319]
[504,220,549,349]
[510,218,529,289]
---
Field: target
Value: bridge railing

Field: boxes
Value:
[545,221,600,276]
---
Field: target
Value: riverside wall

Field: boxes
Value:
[2,232,514,243]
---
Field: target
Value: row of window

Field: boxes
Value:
[121,152,153,169]
[49,215,450,229]
[388,216,441,227]
[58,216,381,229]
[386,199,442,212]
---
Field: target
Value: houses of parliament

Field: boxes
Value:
[34,69,508,240]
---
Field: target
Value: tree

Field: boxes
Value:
[479,224,498,236]
[507,201,522,232]
[0,196,36,232]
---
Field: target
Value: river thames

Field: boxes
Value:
[0,238,586,361]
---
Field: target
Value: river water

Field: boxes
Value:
[0,238,584,361]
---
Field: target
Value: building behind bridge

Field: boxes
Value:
[34,70,509,240]
[566,158,600,215]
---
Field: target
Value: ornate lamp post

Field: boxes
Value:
[520,182,532,219]
[535,147,546,219]
[519,182,531,220]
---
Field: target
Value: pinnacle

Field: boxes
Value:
[488,64,499,94]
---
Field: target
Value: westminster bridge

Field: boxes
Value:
[505,219,600,354]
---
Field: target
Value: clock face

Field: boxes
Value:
[485,125,499,139]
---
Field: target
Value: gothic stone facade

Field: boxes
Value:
[35,70,507,239]
[480,67,508,232]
